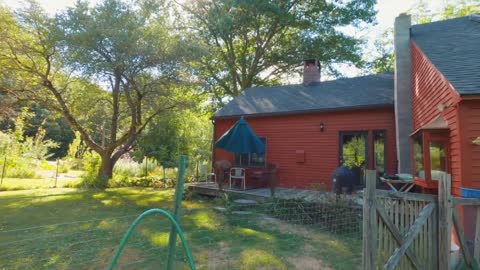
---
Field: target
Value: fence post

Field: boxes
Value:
[54,159,59,188]
[145,157,148,177]
[166,155,188,270]
[1,156,6,186]
[438,174,452,270]
[363,169,377,270]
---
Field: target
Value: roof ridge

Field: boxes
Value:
[411,15,473,29]
[243,73,393,92]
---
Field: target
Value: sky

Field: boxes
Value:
[2,0,447,33]
[2,0,449,79]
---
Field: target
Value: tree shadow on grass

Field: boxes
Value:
[0,188,362,269]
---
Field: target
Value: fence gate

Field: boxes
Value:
[363,170,438,270]
[363,171,480,270]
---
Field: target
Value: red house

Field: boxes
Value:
[212,14,480,195]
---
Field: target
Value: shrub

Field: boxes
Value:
[108,175,176,189]
[114,158,141,177]
[79,151,101,187]
[58,161,69,174]
[5,158,38,178]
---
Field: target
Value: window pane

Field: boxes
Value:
[414,136,424,178]
[342,135,366,168]
[250,153,265,167]
[374,131,386,175]
[234,153,249,167]
[249,138,266,167]
[430,141,447,181]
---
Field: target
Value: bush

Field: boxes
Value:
[3,158,39,179]
[58,161,69,173]
[114,158,141,177]
[108,175,176,189]
[79,151,101,187]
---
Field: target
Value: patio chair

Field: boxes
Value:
[229,167,246,191]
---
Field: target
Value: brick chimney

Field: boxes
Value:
[394,13,413,173]
[303,59,321,85]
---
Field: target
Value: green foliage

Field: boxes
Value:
[185,0,377,104]
[369,29,394,74]
[0,1,191,186]
[22,104,74,159]
[80,151,102,186]
[343,136,366,168]
[0,107,60,178]
[65,131,86,170]
[412,0,480,24]
[135,109,212,173]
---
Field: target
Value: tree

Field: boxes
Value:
[0,1,189,187]
[369,29,394,74]
[183,0,377,105]
[412,0,480,24]
[370,0,480,74]
[135,106,212,171]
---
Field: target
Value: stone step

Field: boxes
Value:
[233,199,258,206]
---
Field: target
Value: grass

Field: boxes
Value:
[0,187,362,269]
[0,170,83,191]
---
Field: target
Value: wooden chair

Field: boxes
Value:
[229,167,246,190]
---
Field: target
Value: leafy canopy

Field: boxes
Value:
[184,0,377,105]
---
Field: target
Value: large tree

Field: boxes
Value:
[182,0,377,105]
[0,1,189,187]
[370,0,480,74]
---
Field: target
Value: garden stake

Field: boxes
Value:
[54,159,59,188]
[166,155,188,270]
[1,156,6,186]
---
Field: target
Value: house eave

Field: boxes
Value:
[212,103,394,120]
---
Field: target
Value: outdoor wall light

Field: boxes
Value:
[320,122,325,132]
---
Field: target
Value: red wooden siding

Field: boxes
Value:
[411,41,462,195]
[214,108,397,189]
[459,100,480,188]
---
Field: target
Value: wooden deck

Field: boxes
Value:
[187,181,348,203]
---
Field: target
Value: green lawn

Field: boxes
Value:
[0,187,361,269]
[0,170,83,191]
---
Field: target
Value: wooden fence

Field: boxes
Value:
[363,170,480,270]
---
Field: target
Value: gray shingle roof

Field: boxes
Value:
[411,15,480,95]
[214,74,394,118]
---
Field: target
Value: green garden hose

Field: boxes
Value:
[107,208,196,270]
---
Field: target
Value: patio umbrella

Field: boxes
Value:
[215,117,265,154]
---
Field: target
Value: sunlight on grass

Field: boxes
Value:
[149,232,170,246]
[240,249,287,270]
[235,227,274,242]
[190,211,218,229]
[0,187,362,270]
[100,199,123,206]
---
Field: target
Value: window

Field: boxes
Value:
[373,131,386,175]
[234,137,266,167]
[430,141,447,181]
[413,135,424,178]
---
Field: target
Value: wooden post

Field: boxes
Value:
[438,174,452,270]
[0,156,6,186]
[145,157,148,177]
[363,169,377,269]
[475,206,480,263]
[54,159,59,188]
[166,155,188,270]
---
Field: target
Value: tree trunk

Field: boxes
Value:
[97,154,114,188]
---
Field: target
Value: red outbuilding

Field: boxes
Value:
[212,14,480,197]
